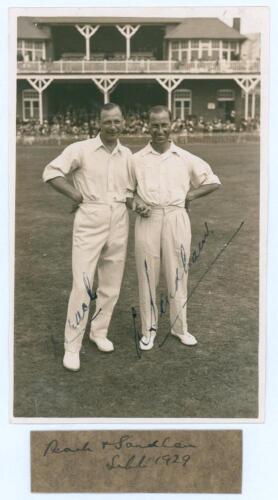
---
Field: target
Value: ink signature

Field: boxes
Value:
[144,259,157,335]
[130,261,158,356]
[65,272,101,345]
[131,221,244,352]
[131,222,213,354]
[170,222,212,300]
[67,272,98,330]
[102,434,196,450]
[190,222,212,267]
[131,307,142,359]
[159,221,244,347]
[43,439,94,456]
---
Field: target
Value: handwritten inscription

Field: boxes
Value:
[159,220,244,347]
[42,435,194,472]
[102,434,196,450]
[131,222,214,352]
[106,453,191,470]
[189,221,212,267]
[167,222,212,300]
[131,221,244,351]
[44,439,94,456]
[131,307,142,358]
[144,259,157,334]
[67,272,98,330]
[32,430,242,493]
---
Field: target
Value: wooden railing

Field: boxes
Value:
[17,59,260,74]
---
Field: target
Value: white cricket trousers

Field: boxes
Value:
[64,202,129,353]
[135,206,191,337]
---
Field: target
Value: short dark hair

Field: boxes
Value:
[100,102,123,117]
[148,105,172,121]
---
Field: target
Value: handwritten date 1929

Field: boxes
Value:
[106,453,191,470]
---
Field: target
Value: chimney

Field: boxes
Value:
[233,18,241,33]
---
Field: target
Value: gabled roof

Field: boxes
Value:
[165,18,246,40]
[17,17,52,39]
[17,16,247,41]
[28,16,182,25]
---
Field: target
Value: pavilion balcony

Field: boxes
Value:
[17,59,260,75]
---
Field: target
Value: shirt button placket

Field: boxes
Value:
[107,156,113,193]
[159,159,162,205]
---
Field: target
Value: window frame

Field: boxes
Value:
[17,39,46,61]
[173,88,192,118]
[22,89,40,121]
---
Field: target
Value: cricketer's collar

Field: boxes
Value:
[142,140,181,158]
[91,133,124,154]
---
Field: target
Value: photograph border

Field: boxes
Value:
[10,4,268,424]
[3,2,278,499]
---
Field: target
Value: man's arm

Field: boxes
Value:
[43,143,82,209]
[47,177,83,204]
[186,183,220,202]
[185,183,220,210]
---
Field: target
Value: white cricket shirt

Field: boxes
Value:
[42,134,134,203]
[132,141,221,207]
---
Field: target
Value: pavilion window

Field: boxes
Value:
[191,50,199,61]
[22,90,39,121]
[173,89,192,119]
[169,38,241,63]
[17,39,45,62]
[171,50,179,60]
[217,89,235,100]
[191,40,199,48]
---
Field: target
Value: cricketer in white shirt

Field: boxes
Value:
[131,105,221,350]
[43,104,134,371]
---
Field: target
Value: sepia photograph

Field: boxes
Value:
[11,6,267,420]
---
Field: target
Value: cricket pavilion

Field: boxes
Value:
[16,16,261,124]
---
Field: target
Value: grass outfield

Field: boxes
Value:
[14,142,260,418]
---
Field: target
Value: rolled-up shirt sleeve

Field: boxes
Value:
[189,156,221,189]
[42,142,81,183]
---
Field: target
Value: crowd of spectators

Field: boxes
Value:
[16,107,260,140]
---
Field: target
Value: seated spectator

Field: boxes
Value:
[16,107,259,139]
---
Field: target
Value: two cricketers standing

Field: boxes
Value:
[43,103,220,371]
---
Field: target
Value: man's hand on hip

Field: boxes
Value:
[47,176,83,212]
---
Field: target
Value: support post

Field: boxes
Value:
[86,38,90,61]
[168,90,172,111]
[39,92,43,124]
[75,25,100,60]
[92,78,118,104]
[244,91,249,120]
[156,78,183,112]
[234,77,260,120]
[127,38,130,60]
[27,78,53,124]
[251,91,256,119]
[116,24,140,59]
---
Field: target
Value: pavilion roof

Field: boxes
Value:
[165,18,246,40]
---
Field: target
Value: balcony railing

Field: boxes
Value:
[17,59,260,75]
